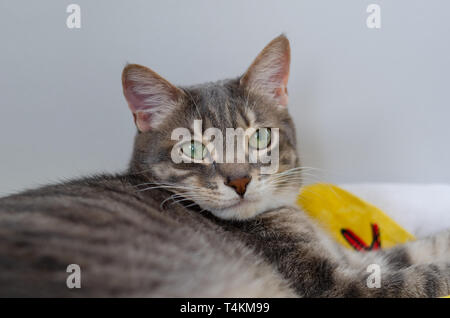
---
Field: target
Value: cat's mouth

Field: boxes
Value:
[215,197,258,211]
[206,195,274,220]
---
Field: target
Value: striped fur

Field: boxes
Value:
[0,35,449,297]
[0,175,294,297]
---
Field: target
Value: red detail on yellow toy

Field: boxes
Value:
[341,224,381,251]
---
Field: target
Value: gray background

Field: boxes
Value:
[0,0,449,195]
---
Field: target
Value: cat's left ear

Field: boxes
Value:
[240,34,290,106]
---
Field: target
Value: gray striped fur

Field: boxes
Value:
[0,35,449,297]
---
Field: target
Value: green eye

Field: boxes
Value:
[249,128,271,149]
[181,141,207,160]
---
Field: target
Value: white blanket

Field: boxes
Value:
[340,184,450,239]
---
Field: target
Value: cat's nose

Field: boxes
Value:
[225,176,252,197]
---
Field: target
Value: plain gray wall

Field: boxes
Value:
[1,0,449,195]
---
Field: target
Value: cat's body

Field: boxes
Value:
[0,174,294,297]
[1,35,449,297]
[2,173,450,297]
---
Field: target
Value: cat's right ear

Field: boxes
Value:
[122,64,185,132]
[240,35,291,107]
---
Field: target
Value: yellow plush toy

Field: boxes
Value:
[297,183,415,251]
[297,183,450,298]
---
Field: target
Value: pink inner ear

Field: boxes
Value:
[274,85,289,106]
[124,83,150,113]
[271,64,289,106]
[241,36,291,107]
[122,64,184,132]
[134,112,152,133]
[123,83,154,132]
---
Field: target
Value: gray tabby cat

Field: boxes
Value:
[0,35,449,297]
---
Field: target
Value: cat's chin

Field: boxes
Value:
[209,200,264,220]
[205,192,299,221]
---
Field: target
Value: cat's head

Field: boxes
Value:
[122,35,300,220]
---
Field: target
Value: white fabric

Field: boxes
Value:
[339,184,450,239]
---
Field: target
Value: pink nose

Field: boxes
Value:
[225,176,251,197]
